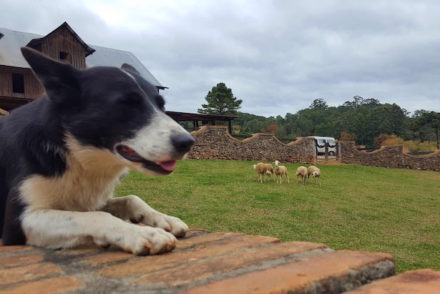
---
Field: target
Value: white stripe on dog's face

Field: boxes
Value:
[115,110,192,174]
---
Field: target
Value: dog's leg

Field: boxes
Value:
[21,209,176,255]
[101,195,188,238]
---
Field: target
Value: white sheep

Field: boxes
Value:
[296,166,308,185]
[307,165,321,186]
[253,162,274,183]
[274,160,289,184]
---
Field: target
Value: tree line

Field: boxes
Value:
[198,83,439,149]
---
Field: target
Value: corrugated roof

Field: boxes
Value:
[0,28,39,68]
[0,27,164,88]
[87,45,164,88]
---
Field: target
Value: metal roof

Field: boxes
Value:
[166,111,236,121]
[0,28,39,68]
[0,27,164,88]
[86,45,164,88]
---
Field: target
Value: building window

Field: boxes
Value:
[12,73,25,94]
[59,51,70,60]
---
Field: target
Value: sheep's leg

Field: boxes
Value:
[286,174,290,184]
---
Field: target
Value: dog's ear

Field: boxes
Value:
[21,47,80,102]
[121,63,140,76]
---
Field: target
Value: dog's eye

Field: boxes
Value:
[154,95,165,111]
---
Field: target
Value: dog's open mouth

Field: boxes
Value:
[116,145,176,174]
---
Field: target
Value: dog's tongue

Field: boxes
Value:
[159,160,176,172]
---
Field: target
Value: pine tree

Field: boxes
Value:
[198,83,242,115]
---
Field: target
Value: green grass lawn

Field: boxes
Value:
[115,160,440,273]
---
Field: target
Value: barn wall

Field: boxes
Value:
[41,26,87,69]
[0,66,44,99]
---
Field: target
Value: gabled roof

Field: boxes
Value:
[27,22,95,56]
[0,24,165,88]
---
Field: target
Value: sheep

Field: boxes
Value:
[274,160,289,184]
[253,162,274,183]
[296,166,308,185]
[307,165,321,186]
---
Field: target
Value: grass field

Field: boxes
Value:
[115,160,440,273]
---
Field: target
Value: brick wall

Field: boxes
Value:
[2,230,439,293]
[187,126,316,163]
[340,141,440,171]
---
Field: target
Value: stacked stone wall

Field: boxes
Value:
[187,126,316,163]
[340,141,440,171]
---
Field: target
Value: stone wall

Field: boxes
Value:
[187,126,316,163]
[340,141,440,171]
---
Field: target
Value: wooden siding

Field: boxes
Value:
[0,66,44,99]
[41,26,87,69]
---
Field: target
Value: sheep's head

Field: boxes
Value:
[274,160,280,166]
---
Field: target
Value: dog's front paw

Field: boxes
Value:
[147,213,189,238]
[122,226,177,255]
[125,195,189,238]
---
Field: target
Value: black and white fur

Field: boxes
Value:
[0,47,195,255]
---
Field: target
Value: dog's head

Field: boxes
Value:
[21,47,194,175]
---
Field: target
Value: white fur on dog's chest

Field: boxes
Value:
[20,137,128,211]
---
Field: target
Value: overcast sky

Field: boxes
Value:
[1,0,439,117]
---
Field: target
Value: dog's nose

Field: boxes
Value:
[171,134,195,154]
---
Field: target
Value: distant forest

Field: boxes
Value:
[233,96,439,149]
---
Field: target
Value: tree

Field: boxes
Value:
[415,111,440,149]
[309,98,328,110]
[198,83,242,115]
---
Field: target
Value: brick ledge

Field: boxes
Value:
[0,230,435,293]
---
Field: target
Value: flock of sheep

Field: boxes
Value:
[252,161,321,185]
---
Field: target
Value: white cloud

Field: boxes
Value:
[1,0,439,116]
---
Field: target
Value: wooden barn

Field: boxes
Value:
[0,22,235,131]
[0,22,165,112]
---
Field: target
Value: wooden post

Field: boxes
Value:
[228,120,232,134]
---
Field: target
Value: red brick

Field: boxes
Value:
[347,269,440,294]
[0,254,44,269]
[135,241,328,286]
[0,263,62,286]
[81,232,243,267]
[0,277,84,294]
[100,234,279,278]
[54,247,100,256]
[184,250,393,294]
[177,232,248,249]
[0,245,31,254]
[80,251,132,267]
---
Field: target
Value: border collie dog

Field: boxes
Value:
[0,47,195,255]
